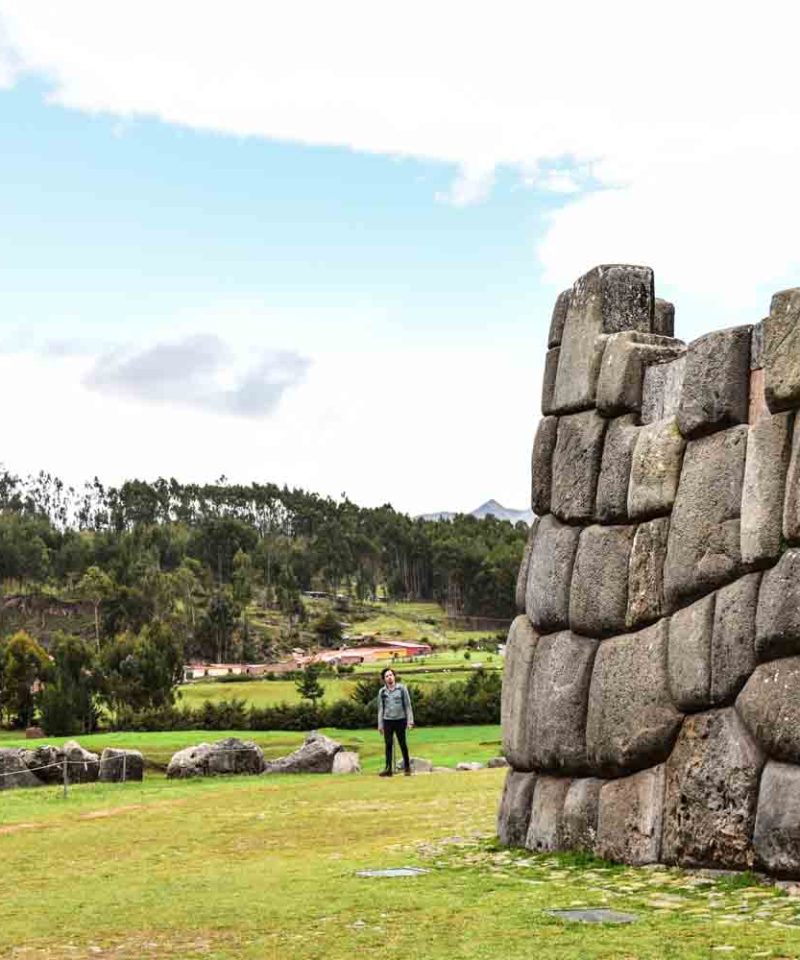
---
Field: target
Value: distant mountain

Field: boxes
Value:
[419,499,534,526]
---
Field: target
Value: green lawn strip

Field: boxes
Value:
[0,724,502,793]
[2,771,800,959]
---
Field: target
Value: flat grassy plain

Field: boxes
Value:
[3,767,800,959]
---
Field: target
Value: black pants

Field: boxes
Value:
[383,718,411,772]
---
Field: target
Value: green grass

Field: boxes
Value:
[178,678,357,708]
[0,724,503,773]
[2,767,800,959]
[350,600,504,649]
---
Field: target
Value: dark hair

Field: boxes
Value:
[380,667,397,681]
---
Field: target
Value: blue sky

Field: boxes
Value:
[1,3,800,514]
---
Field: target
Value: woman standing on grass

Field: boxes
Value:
[377,667,414,776]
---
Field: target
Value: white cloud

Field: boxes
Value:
[2,0,799,316]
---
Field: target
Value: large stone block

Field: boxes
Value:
[740,411,792,563]
[586,621,683,777]
[676,326,751,439]
[501,615,539,771]
[550,411,607,523]
[641,354,686,424]
[541,347,560,416]
[782,415,800,544]
[529,631,598,774]
[596,332,685,417]
[569,524,635,637]
[668,594,715,712]
[552,265,654,413]
[753,761,800,877]
[737,657,800,763]
[497,769,537,847]
[548,289,571,348]
[662,708,764,869]
[561,778,604,852]
[525,775,571,852]
[627,417,685,520]
[663,426,748,610]
[531,416,558,516]
[764,287,800,413]
[711,573,760,705]
[626,517,670,629]
[755,549,800,661]
[524,515,580,633]
[595,415,638,524]
[654,298,675,338]
[596,765,666,865]
[514,520,538,613]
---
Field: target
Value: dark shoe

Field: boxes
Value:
[379,769,393,777]
[403,768,412,777]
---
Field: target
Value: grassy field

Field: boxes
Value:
[3,766,800,959]
[0,725,503,772]
[349,601,505,649]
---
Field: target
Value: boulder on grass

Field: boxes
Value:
[262,732,342,774]
[98,748,145,782]
[61,741,100,783]
[166,738,265,779]
[396,757,433,774]
[0,748,43,790]
[22,745,63,785]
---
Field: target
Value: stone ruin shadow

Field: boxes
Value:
[499,263,800,877]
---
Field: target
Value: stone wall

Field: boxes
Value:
[499,263,800,876]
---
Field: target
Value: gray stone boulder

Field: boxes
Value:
[332,751,361,774]
[487,756,509,769]
[98,748,144,782]
[596,765,666,866]
[641,355,686,424]
[501,615,538,771]
[525,776,571,853]
[737,657,800,763]
[710,573,760,705]
[550,411,607,523]
[524,515,580,633]
[561,778,604,853]
[61,740,100,783]
[676,326,751,439]
[662,709,764,869]
[764,287,800,412]
[783,418,800,545]
[21,745,63,785]
[548,289,571,348]
[654,298,675,338]
[755,549,800,661]
[753,761,800,877]
[595,415,638,524]
[456,762,484,771]
[541,348,560,415]
[553,264,654,413]
[0,749,44,790]
[167,738,265,778]
[596,332,684,417]
[667,594,714,712]
[529,631,598,775]
[741,412,792,563]
[531,416,558,516]
[627,418,685,520]
[586,621,682,777]
[166,743,212,779]
[626,517,670,629]
[497,769,537,847]
[262,732,341,774]
[401,757,433,773]
[514,520,537,613]
[569,524,635,637]
[663,426,748,610]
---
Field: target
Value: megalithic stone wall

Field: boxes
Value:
[499,263,800,875]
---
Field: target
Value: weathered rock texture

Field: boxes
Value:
[499,263,800,878]
[167,738,266,778]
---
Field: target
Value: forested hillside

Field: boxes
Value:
[0,470,527,666]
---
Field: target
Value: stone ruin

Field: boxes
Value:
[498,263,800,877]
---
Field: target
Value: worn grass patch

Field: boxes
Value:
[2,768,800,959]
